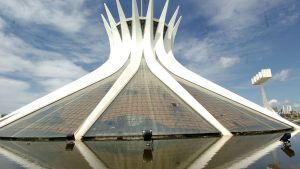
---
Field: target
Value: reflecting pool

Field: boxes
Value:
[0,131,299,169]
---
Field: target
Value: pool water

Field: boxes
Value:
[0,131,299,169]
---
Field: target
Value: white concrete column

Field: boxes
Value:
[74,0,143,140]
[145,0,232,136]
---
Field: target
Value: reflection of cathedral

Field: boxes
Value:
[1,132,299,169]
[0,0,299,141]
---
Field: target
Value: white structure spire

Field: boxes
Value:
[154,0,169,45]
[101,15,113,46]
[172,16,182,47]
[116,0,131,44]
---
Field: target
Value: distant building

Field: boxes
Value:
[282,105,293,115]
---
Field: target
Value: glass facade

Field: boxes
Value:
[0,55,293,139]
[0,65,126,138]
[85,58,218,137]
[174,76,291,133]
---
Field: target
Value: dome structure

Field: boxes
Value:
[0,0,299,141]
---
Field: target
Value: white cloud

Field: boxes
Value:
[269,99,279,107]
[0,76,29,91]
[273,69,290,81]
[185,0,299,45]
[0,0,109,65]
[174,36,241,82]
[207,1,259,28]
[173,0,294,83]
[175,38,211,64]
[0,77,40,113]
[0,17,5,30]
[0,0,109,113]
[218,56,240,68]
[0,31,88,79]
[278,4,299,26]
[0,0,87,33]
[293,103,300,108]
[0,54,31,73]
[32,60,87,79]
[0,53,87,88]
[0,47,88,113]
[279,13,299,25]
[190,0,284,31]
[39,78,74,93]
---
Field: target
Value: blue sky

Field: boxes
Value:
[0,0,299,114]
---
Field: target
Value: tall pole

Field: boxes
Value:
[260,84,273,111]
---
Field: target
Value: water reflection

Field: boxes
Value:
[0,131,299,169]
[143,147,153,163]
[65,142,75,151]
[281,144,295,157]
[85,137,218,169]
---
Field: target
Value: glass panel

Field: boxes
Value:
[174,76,291,133]
[85,58,218,137]
[0,64,126,138]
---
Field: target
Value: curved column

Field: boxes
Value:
[116,0,131,45]
[171,16,182,49]
[157,7,300,130]
[0,9,129,128]
[154,0,169,46]
[74,0,143,140]
[164,6,179,53]
[144,0,232,136]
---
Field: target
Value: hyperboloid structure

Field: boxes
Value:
[0,0,299,141]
